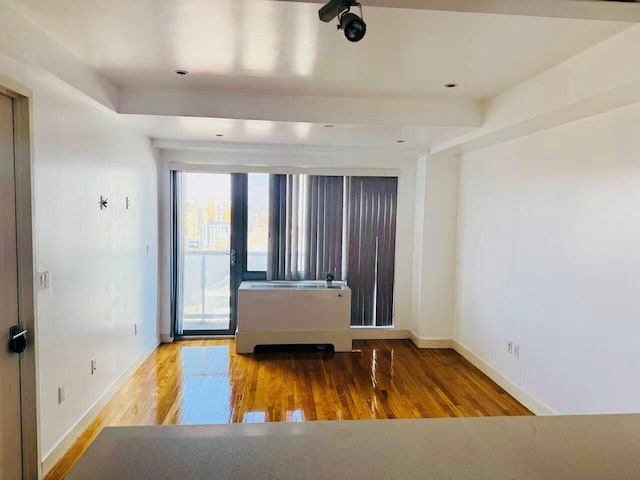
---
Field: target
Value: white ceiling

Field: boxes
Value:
[10,0,630,101]
[120,114,477,148]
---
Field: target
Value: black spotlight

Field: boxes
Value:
[319,0,367,43]
[339,11,366,42]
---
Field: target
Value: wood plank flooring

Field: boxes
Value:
[46,339,531,479]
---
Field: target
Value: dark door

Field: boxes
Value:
[0,92,23,479]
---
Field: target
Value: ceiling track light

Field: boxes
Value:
[319,0,367,43]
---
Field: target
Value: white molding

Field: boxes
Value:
[166,161,399,178]
[42,341,159,476]
[159,147,418,174]
[276,0,640,22]
[452,340,556,416]
[155,139,423,157]
[120,88,482,128]
[156,141,424,166]
[160,333,174,343]
[0,73,32,98]
[409,332,454,349]
[176,335,235,341]
[351,328,411,340]
[169,329,412,342]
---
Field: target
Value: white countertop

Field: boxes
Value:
[69,415,640,479]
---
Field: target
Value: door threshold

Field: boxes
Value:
[175,335,236,341]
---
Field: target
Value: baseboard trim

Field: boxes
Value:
[170,330,413,342]
[452,340,555,416]
[160,333,173,343]
[409,332,454,349]
[42,340,159,475]
[351,328,411,340]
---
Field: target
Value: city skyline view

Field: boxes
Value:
[183,173,269,255]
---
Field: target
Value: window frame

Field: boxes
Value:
[238,173,268,281]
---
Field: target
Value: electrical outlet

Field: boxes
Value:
[514,344,520,359]
[58,386,65,404]
[134,323,138,336]
[90,359,97,375]
[507,341,513,355]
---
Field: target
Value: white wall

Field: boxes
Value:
[0,53,159,461]
[412,154,459,342]
[157,148,417,339]
[455,102,640,414]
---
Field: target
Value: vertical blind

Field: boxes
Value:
[306,176,344,280]
[268,174,344,281]
[346,177,398,327]
[268,174,288,279]
[267,173,397,327]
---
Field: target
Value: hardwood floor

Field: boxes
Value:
[46,339,531,479]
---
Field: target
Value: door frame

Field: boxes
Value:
[0,75,40,479]
[176,171,242,337]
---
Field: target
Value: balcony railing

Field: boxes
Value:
[183,251,231,331]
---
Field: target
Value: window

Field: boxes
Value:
[268,174,398,327]
[172,171,397,337]
[246,173,269,272]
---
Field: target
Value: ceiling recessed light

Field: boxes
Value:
[175,69,189,76]
[324,124,334,128]
[445,83,458,88]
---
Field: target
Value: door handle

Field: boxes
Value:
[9,325,27,354]
[230,249,237,267]
[12,328,27,340]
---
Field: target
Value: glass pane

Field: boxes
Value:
[182,254,203,320]
[247,173,269,272]
[182,172,231,332]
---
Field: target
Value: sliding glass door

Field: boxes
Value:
[180,172,235,335]
[174,172,269,336]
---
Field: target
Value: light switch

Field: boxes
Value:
[38,271,50,291]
